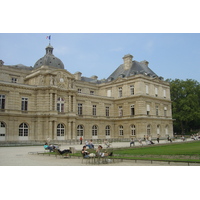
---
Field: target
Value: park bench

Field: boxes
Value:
[53,149,71,158]
[81,149,115,164]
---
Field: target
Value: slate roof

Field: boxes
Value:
[107,60,158,81]
[34,45,64,69]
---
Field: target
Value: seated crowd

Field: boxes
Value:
[81,145,113,158]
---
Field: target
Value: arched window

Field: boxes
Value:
[0,122,6,137]
[119,125,123,136]
[92,125,98,136]
[105,125,110,136]
[57,123,65,137]
[130,125,136,136]
[19,123,28,136]
[57,97,64,112]
[147,124,151,135]
[77,125,84,136]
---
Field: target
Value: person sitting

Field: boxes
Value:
[86,140,94,149]
[96,145,113,157]
[44,142,53,152]
[130,138,135,147]
[81,146,90,158]
[138,138,143,146]
[104,139,111,148]
[167,135,172,142]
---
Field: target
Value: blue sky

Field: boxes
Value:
[1,33,200,81]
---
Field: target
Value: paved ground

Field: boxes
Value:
[0,139,200,166]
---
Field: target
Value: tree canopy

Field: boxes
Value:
[167,79,200,134]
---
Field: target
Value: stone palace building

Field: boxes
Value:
[0,44,173,143]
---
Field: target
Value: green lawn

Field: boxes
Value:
[114,141,200,156]
[112,141,200,162]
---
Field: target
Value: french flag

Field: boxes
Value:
[46,35,51,40]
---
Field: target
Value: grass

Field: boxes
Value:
[37,141,200,163]
[114,141,200,155]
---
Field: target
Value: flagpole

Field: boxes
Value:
[49,35,51,45]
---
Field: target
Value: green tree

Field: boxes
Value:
[167,79,200,134]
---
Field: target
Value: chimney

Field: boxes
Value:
[123,54,133,70]
[74,71,82,80]
[140,60,149,66]
[0,60,4,66]
[90,75,98,80]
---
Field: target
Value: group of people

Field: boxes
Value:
[81,145,113,158]
[191,133,200,140]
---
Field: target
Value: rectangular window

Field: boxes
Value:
[118,87,122,97]
[57,103,64,112]
[11,77,17,83]
[164,107,167,117]
[92,105,96,116]
[105,106,110,117]
[155,87,158,97]
[147,104,150,116]
[130,104,135,116]
[107,89,111,97]
[156,106,159,116]
[78,103,83,115]
[78,89,82,93]
[146,85,149,95]
[119,106,123,117]
[0,95,5,109]
[163,89,166,98]
[21,97,28,111]
[130,85,134,95]
[71,95,73,112]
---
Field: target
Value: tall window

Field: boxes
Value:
[147,124,151,135]
[0,122,6,136]
[130,104,135,116]
[57,124,65,137]
[130,125,136,136]
[156,106,159,116]
[57,97,64,112]
[92,125,98,136]
[107,89,111,97]
[21,97,28,111]
[77,125,84,136]
[119,125,123,136]
[157,125,160,135]
[105,106,110,117]
[92,105,96,116]
[165,125,169,135]
[118,87,122,97]
[146,85,149,95]
[164,107,167,117]
[0,95,5,109]
[119,106,123,117]
[155,87,158,97]
[19,123,28,136]
[147,104,150,116]
[78,103,83,115]
[130,85,134,95]
[105,125,110,136]
[163,89,166,98]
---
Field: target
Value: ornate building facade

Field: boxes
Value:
[0,44,173,143]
